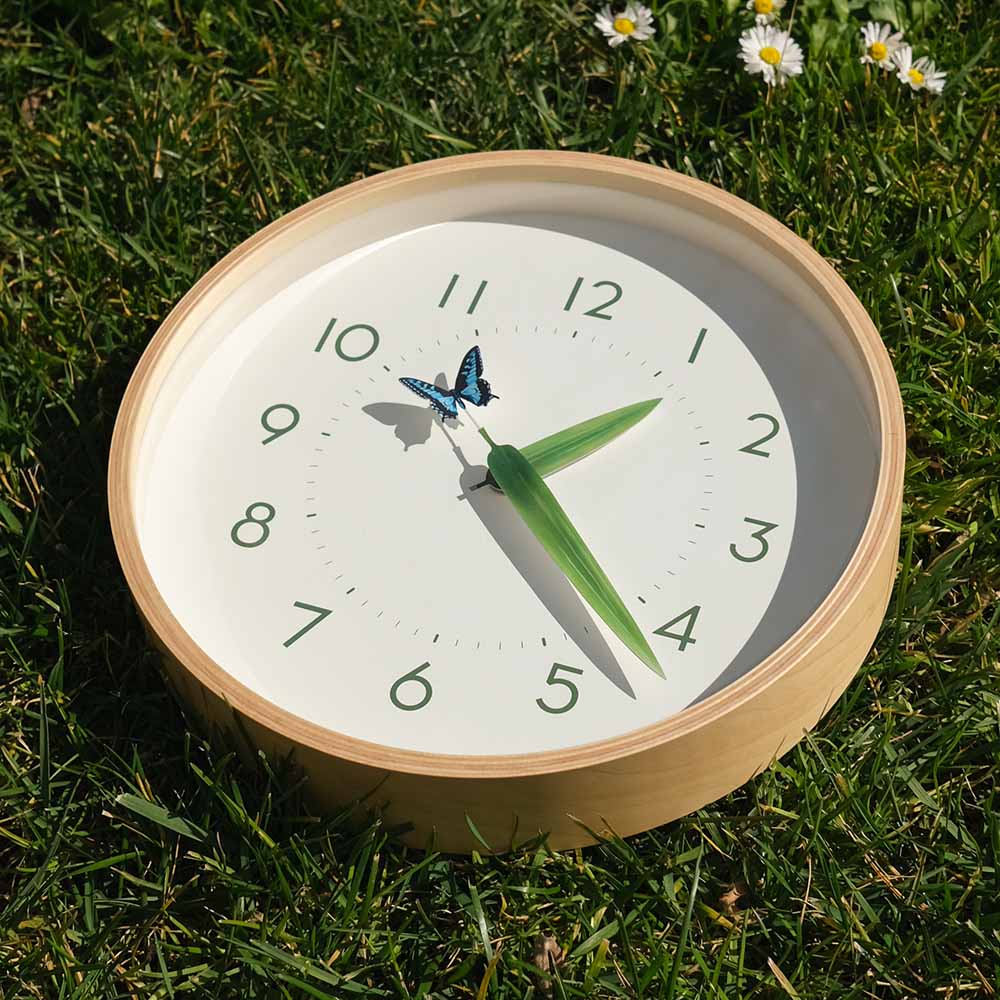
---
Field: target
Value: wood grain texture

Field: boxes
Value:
[108,151,905,852]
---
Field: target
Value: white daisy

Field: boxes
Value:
[594,3,656,47]
[745,0,786,25]
[738,24,804,87]
[860,21,904,69]
[892,45,947,94]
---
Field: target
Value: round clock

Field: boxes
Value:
[109,152,904,852]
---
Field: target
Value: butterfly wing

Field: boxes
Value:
[399,377,459,420]
[453,345,498,407]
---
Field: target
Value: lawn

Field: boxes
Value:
[1,1,998,996]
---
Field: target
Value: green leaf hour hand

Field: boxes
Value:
[471,397,661,492]
[479,428,664,679]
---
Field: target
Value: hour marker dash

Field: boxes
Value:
[572,330,578,338]
[346,587,355,595]
[306,513,317,518]
[541,637,547,647]
[695,523,705,528]
[433,634,440,643]
[321,431,331,437]
[699,441,710,446]
[637,595,647,604]
[383,365,391,372]
[653,370,663,377]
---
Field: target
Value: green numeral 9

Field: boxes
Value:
[536,663,584,715]
[261,403,300,444]
[390,662,433,711]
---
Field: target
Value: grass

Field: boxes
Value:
[1,0,998,996]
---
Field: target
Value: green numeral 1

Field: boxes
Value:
[653,605,701,651]
[730,518,779,563]
[390,662,433,711]
[283,602,332,647]
[536,663,584,715]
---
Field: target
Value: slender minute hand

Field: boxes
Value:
[472,397,661,491]
[479,428,664,679]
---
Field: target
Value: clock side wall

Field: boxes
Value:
[140,499,898,853]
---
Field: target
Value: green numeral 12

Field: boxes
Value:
[563,277,622,320]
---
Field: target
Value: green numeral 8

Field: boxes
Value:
[230,502,276,548]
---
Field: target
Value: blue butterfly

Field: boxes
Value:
[399,345,499,421]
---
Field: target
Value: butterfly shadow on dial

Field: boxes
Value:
[450,450,636,701]
[362,373,452,451]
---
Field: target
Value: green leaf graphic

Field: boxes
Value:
[481,429,663,678]
[477,398,660,490]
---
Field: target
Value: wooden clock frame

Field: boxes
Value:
[108,151,905,853]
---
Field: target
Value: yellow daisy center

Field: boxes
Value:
[613,16,636,35]
[869,41,887,61]
[754,0,774,13]
[759,45,782,66]
[908,67,925,85]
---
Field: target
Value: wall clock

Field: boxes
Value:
[109,152,904,852]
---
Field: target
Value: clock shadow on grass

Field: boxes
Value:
[436,424,637,701]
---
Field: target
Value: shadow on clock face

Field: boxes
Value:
[361,371,449,451]
[430,422,635,700]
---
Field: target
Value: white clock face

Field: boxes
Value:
[139,222,796,755]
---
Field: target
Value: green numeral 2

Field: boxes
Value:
[536,663,584,715]
[653,605,701,651]
[738,413,780,457]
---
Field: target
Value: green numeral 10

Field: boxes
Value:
[315,317,380,361]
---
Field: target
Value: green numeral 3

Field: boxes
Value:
[730,518,779,562]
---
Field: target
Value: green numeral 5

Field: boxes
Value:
[536,663,584,715]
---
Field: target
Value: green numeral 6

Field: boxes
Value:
[390,662,433,711]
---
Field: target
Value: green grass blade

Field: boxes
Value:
[477,398,661,491]
[481,429,663,678]
[521,397,662,478]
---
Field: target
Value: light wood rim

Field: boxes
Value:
[108,151,905,780]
